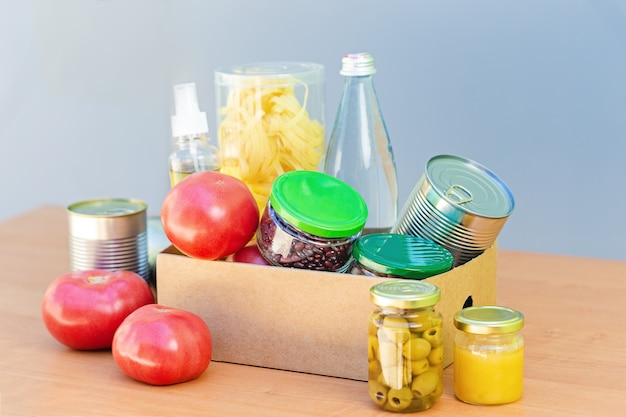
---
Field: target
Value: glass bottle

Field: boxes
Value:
[169,83,220,187]
[453,305,525,405]
[324,52,398,235]
[368,280,444,412]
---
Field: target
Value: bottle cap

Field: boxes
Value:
[340,52,377,76]
[171,83,209,138]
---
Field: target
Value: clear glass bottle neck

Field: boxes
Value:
[343,74,374,85]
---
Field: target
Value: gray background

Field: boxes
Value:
[2,0,625,261]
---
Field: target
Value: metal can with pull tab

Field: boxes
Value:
[67,198,150,283]
[391,155,514,266]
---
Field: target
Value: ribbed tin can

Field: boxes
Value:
[391,155,514,266]
[67,198,149,282]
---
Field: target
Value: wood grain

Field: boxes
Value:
[1,206,625,416]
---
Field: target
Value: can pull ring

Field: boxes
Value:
[446,184,473,205]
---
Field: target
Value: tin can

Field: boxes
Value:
[391,155,514,266]
[368,280,444,412]
[67,198,149,282]
[349,233,453,279]
[453,305,525,405]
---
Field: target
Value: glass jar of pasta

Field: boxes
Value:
[214,62,325,214]
[256,170,367,272]
[453,305,525,405]
[368,280,444,412]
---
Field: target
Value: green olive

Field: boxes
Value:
[368,335,379,361]
[410,358,429,376]
[427,345,443,366]
[385,386,413,411]
[403,335,431,361]
[368,380,389,407]
[381,316,410,344]
[433,379,444,398]
[431,315,443,329]
[422,326,443,348]
[411,369,439,398]
[368,358,382,378]
[406,313,432,332]
[369,313,382,336]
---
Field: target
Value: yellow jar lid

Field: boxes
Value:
[370,280,440,309]
[454,305,524,334]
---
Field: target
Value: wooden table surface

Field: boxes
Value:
[1,206,625,416]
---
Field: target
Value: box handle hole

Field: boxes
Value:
[462,295,473,309]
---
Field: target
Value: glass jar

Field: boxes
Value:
[256,170,367,272]
[349,233,454,278]
[214,62,325,214]
[453,305,525,405]
[368,280,444,413]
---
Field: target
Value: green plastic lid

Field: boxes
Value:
[353,233,453,279]
[270,170,368,238]
[370,280,441,309]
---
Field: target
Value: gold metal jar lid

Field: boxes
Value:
[454,305,524,334]
[370,280,441,309]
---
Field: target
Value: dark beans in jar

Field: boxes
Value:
[257,207,354,272]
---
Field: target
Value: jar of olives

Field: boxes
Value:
[350,233,454,278]
[453,305,524,405]
[256,170,368,272]
[368,280,443,412]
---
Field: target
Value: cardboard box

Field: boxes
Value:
[156,244,496,381]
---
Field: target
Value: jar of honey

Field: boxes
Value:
[368,280,444,412]
[453,305,524,405]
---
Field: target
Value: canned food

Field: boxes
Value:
[67,198,149,282]
[392,155,514,266]
[349,233,453,279]
[256,170,367,272]
[368,280,444,412]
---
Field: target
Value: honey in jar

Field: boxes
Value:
[453,305,524,405]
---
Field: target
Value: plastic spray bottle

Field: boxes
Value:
[169,83,220,187]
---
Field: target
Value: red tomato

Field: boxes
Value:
[112,304,212,385]
[41,269,154,350]
[231,244,270,265]
[161,170,259,260]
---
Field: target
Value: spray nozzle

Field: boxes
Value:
[171,83,209,138]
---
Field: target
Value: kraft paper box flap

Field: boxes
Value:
[156,244,497,381]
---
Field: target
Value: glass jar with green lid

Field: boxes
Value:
[256,170,368,272]
[349,233,453,278]
[368,280,444,412]
[453,305,525,405]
